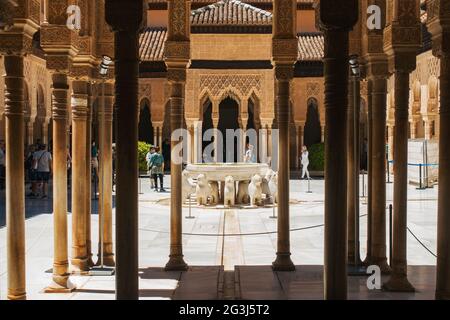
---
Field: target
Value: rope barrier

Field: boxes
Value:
[139,214,368,237]
[387,160,438,167]
[407,226,437,258]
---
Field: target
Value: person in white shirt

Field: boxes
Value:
[33,144,52,199]
[244,144,256,163]
[301,146,310,180]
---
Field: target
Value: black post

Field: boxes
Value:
[389,204,393,268]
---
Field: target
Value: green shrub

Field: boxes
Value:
[308,143,324,171]
[138,141,152,172]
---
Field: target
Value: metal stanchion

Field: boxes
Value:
[387,159,392,184]
[185,194,195,219]
[270,196,277,219]
[306,177,312,194]
[416,164,426,190]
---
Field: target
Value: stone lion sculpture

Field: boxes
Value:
[209,181,220,205]
[196,174,211,206]
[182,170,196,203]
[248,174,263,207]
[223,176,236,207]
[268,172,278,204]
[262,169,275,199]
[237,180,250,204]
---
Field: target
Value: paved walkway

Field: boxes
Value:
[0,176,439,299]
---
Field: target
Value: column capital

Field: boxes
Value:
[316,0,359,31]
[71,80,89,121]
[426,0,450,58]
[105,0,144,32]
[383,0,422,74]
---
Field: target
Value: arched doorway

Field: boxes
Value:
[304,98,321,147]
[138,99,154,144]
[218,97,240,162]
[201,98,213,162]
[34,85,46,144]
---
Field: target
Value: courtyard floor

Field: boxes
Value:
[0,174,439,300]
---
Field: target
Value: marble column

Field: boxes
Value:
[347,78,356,264]
[318,0,358,299]
[436,51,450,300]
[71,80,89,272]
[85,85,94,267]
[383,71,415,291]
[106,0,142,299]
[426,1,450,299]
[4,55,26,300]
[271,0,297,272]
[193,120,202,163]
[164,0,191,272]
[383,0,420,292]
[45,72,73,292]
[98,82,115,266]
[370,76,390,272]
[365,79,373,264]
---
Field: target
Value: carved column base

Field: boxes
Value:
[71,257,90,274]
[370,256,391,274]
[272,252,295,271]
[165,254,188,271]
[44,275,76,294]
[7,291,27,301]
[382,274,415,292]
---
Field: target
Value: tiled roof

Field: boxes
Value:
[139,27,167,61]
[297,33,323,61]
[139,28,324,62]
[190,0,272,26]
[148,0,314,3]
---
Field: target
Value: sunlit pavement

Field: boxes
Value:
[0,175,438,299]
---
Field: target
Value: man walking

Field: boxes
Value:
[149,146,165,192]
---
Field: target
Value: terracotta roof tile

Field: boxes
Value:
[190,0,272,26]
[139,27,167,61]
[297,33,324,61]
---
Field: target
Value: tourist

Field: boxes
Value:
[244,143,256,163]
[91,140,99,180]
[149,146,165,192]
[301,146,310,180]
[33,144,52,199]
[0,140,5,189]
[162,139,170,172]
[25,144,36,187]
[146,145,156,190]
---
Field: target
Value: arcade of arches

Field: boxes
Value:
[0,0,450,301]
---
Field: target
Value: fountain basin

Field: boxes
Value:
[185,162,270,181]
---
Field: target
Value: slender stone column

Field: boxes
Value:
[383,71,414,291]
[212,117,219,162]
[365,79,373,264]
[164,0,191,271]
[347,78,356,264]
[271,0,297,272]
[85,84,94,267]
[436,51,450,300]
[193,120,202,163]
[44,73,73,293]
[71,80,89,272]
[383,0,420,292]
[106,0,143,300]
[427,0,450,299]
[370,76,390,272]
[318,0,358,299]
[272,69,295,271]
[4,55,26,300]
[98,82,115,266]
